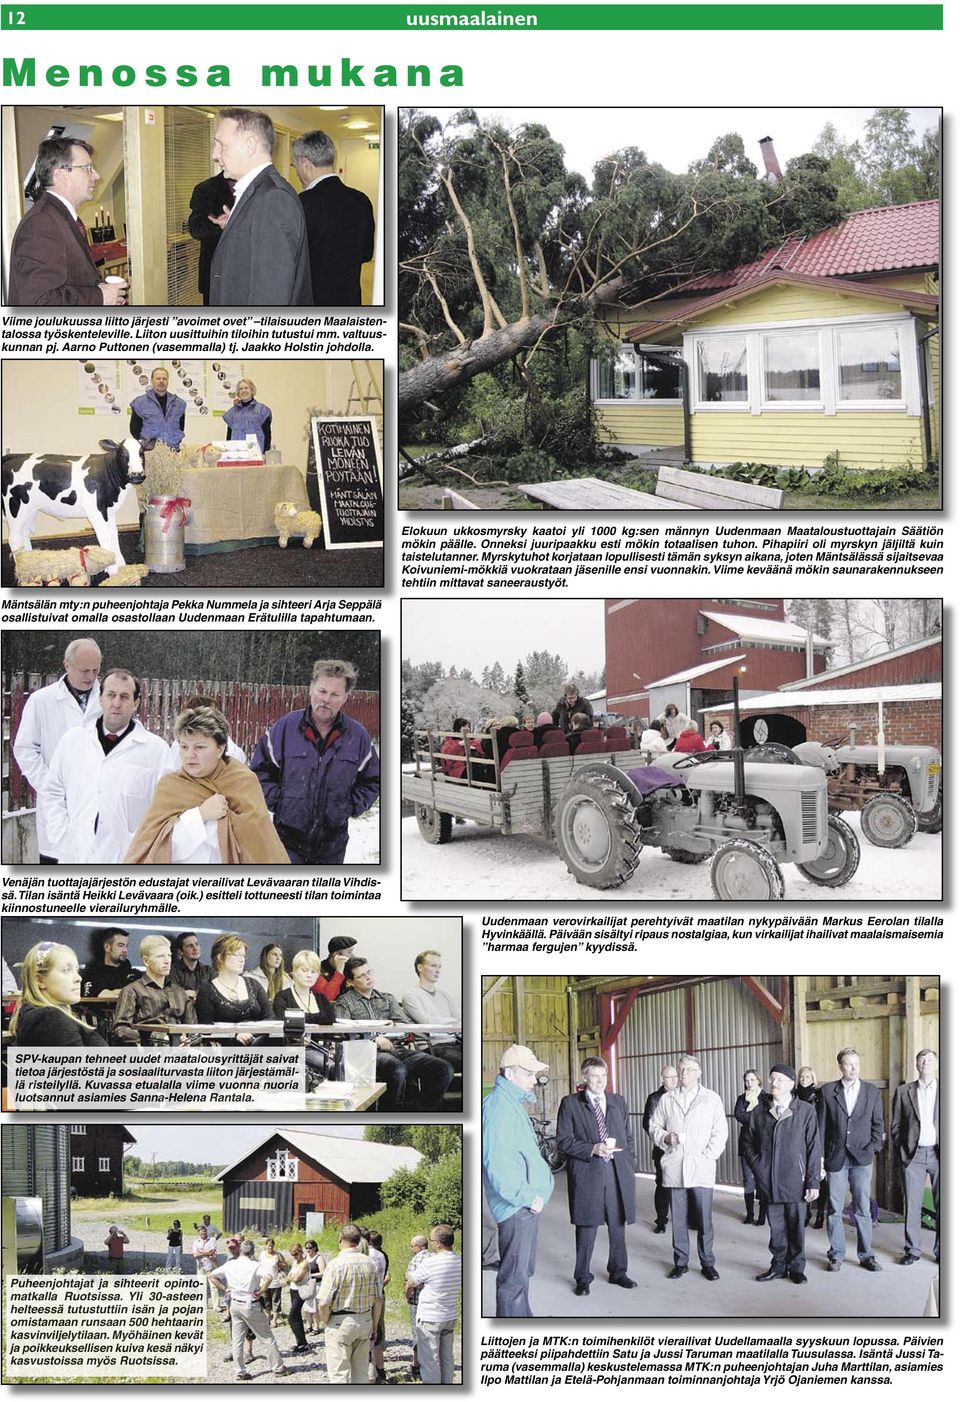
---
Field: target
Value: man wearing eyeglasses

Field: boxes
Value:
[8,137,127,306]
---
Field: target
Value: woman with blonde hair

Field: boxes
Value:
[125,705,289,865]
[223,377,273,454]
[195,934,272,1045]
[10,942,105,1046]
[273,949,335,1083]
[248,943,291,1002]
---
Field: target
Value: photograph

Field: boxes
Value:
[399,106,940,511]
[1,358,384,589]
[2,103,383,308]
[401,597,942,900]
[3,630,381,866]
[481,974,939,1318]
[2,1120,462,1383]
[1,915,462,1114]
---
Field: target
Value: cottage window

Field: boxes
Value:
[762,331,821,402]
[593,347,682,402]
[71,1125,86,1135]
[837,326,902,400]
[267,1148,299,1182]
[72,1156,85,1172]
[696,336,748,402]
[99,1157,111,1172]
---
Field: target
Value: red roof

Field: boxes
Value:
[684,200,939,291]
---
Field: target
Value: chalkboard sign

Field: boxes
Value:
[310,415,384,550]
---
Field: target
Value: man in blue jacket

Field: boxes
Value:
[482,1044,555,1317]
[251,659,379,864]
[129,367,187,450]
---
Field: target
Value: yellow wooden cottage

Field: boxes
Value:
[593,200,939,472]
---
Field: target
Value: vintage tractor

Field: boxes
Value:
[739,710,942,849]
[403,687,860,900]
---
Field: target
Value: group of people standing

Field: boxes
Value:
[129,366,273,454]
[484,1044,939,1315]
[8,110,375,308]
[13,638,379,866]
[161,1217,459,1384]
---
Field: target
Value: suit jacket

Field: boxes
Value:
[187,172,235,301]
[209,165,311,307]
[8,192,103,306]
[819,1078,885,1171]
[299,176,375,306]
[890,1078,939,1164]
[556,1089,637,1227]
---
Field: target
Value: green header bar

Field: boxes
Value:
[0,5,945,33]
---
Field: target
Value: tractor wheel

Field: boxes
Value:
[665,848,710,864]
[797,814,861,887]
[916,791,942,834]
[555,770,643,889]
[416,805,453,845]
[710,840,785,900]
[859,793,917,849]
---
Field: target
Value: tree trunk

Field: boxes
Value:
[399,314,557,412]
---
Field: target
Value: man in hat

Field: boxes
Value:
[742,1064,821,1285]
[482,1044,555,1317]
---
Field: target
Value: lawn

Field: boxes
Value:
[72,1186,220,1230]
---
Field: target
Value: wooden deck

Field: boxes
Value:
[517,477,696,510]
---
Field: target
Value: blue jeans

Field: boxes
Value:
[827,1162,874,1262]
[496,1208,540,1316]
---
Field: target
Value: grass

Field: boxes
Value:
[72,1187,220,1228]
[782,488,941,510]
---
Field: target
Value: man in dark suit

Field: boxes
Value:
[891,1048,939,1266]
[556,1057,637,1295]
[187,167,235,305]
[208,108,311,307]
[643,1064,678,1233]
[742,1065,821,1285]
[292,129,375,306]
[819,1046,885,1272]
[8,137,126,306]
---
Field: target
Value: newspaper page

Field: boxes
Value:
[0,0,949,1398]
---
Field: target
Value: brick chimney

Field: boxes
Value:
[758,136,783,185]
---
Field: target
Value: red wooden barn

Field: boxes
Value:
[214,1131,422,1234]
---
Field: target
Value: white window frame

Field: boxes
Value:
[759,326,826,412]
[72,1156,85,1172]
[99,1157,111,1173]
[683,312,921,418]
[71,1125,86,1135]
[591,343,683,406]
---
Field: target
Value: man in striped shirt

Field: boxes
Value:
[406,1224,461,1385]
[317,1223,383,1384]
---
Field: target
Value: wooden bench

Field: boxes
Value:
[441,489,482,510]
[654,465,784,510]
[517,477,694,510]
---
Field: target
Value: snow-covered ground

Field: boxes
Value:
[345,804,380,864]
[401,810,941,901]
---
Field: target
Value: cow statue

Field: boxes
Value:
[2,437,148,579]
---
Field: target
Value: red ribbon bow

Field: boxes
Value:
[152,496,192,534]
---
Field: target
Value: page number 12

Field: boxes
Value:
[6,9,27,23]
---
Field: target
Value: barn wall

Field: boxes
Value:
[702,698,941,748]
[800,642,941,689]
[481,976,571,1122]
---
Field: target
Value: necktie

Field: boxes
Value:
[592,1096,607,1142]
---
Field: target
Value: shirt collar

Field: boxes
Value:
[304,172,336,191]
[233,161,273,206]
[48,189,79,219]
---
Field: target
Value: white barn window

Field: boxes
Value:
[267,1148,299,1182]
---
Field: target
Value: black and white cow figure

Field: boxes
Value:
[2,437,149,579]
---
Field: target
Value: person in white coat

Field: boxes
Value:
[655,704,694,746]
[39,668,168,864]
[162,692,246,772]
[12,637,102,862]
[649,1053,728,1281]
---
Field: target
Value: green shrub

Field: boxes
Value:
[423,1153,463,1232]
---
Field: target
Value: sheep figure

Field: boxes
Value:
[13,545,116,587]
[274,500,322,549]
[98,563,151,588]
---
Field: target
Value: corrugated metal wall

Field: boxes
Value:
[616,979,781,1186]
[1,1125,72,1257]
[224,1180,293,1234]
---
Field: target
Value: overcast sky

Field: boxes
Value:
[413,107,939,187]
[404,600,606,675]
[126,1124,364,1166]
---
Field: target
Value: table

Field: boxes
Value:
[128,1021,460,1041]
[518,477,696,510]
[180,463,310,550]
[307,1082,387,1112]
